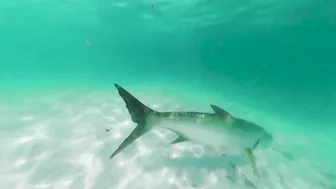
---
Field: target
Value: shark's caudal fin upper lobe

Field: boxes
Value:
[109,84,155,159]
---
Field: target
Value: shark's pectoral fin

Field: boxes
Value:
[171,134,189,144]
[242,148,259,178]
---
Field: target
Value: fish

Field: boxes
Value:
[109,83,273,177]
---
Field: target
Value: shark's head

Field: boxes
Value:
[231,118,273,150]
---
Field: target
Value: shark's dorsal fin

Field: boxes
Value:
[210,104,231,117]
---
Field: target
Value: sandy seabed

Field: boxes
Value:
[0,89,334,189]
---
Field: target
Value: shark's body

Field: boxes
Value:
[110,84,273,177]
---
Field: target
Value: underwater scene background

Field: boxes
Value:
[0,0,336,188]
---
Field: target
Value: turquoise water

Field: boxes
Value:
[1,0,336,188]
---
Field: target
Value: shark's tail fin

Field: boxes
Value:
[110,84,155,159]
[114,83,154,125]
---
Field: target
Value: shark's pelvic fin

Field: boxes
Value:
[110,84,155,159]
[161,127,189,145]
[171,134,189,144]
[242,148,259,178]
[210,104,231,118]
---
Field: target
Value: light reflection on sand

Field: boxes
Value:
[0,90,334,189]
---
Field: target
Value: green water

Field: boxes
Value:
[1,0,336,188]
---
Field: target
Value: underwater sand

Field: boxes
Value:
[0,84,335,189]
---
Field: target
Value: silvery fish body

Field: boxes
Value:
[110,84,273,177]
[146,111,272,152]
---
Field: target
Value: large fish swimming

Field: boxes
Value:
[110,83,273,177]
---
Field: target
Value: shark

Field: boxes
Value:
[109,83,273,177]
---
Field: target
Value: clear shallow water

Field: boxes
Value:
[1,0,336,188]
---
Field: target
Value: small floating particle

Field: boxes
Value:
[106,128,110,132]
[86,40,92,46]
